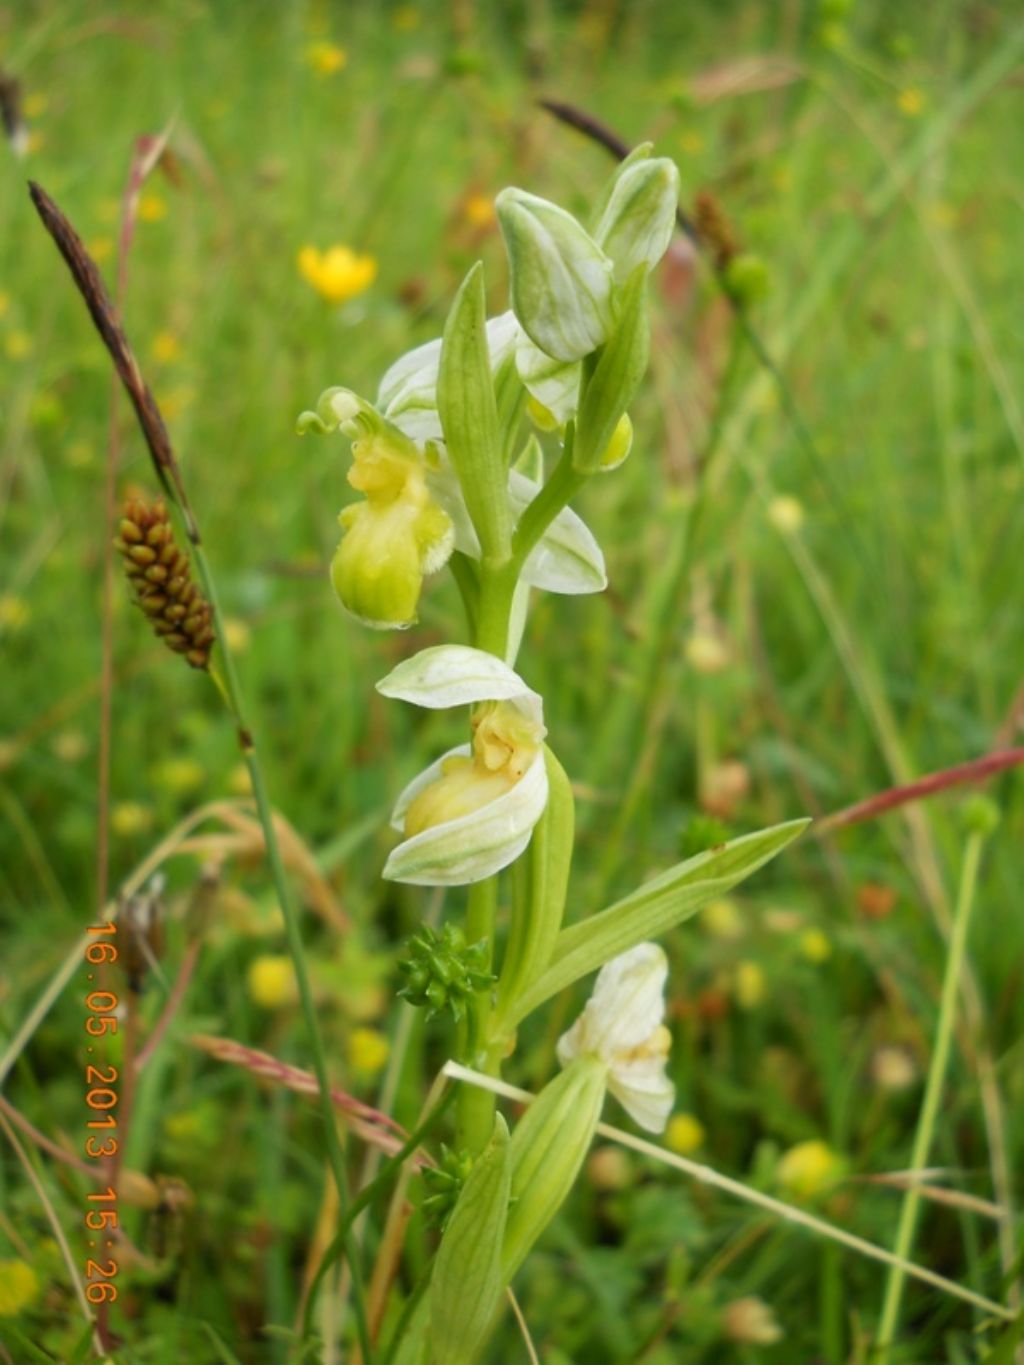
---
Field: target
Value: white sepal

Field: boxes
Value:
[515,330,581,426]
[428,468,607,597]
[378,313,520,445]
[376,644,542,726]
[557,943,675,1133]
[383,743,549,886]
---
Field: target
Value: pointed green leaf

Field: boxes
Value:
[438,262,511,561]
[509,819,809,1023]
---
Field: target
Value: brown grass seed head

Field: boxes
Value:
[116,496,215,670]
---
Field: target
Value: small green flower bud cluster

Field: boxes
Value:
[420,1143,476,1230]
[398,922,494,1022]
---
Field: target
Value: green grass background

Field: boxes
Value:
[1,0,1022,1360]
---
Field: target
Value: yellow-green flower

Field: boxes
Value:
[897,87,926,117]
[138,191,168,223]
[298,244,377,305]
[305,41,348,77]
[347,1026,389,1077]
[734,959,766,1009]
[665,1112,705,1155]
[799,926,832,963]
[4,331,33,361]
[776,1139,844,1200]
[0,1258,39,1316]
[111,801,154,838]
[247,954,297,1009]
[151,330,181,364]
[0,594,30,631]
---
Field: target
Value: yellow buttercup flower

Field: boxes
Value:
[138,191,168,223]
[666,1112,705,1155]
[4,331,33,360]
[347,1026,390,1077]
[0,594,30,631]
[151,330,181,364]
[247,954,298,1009]
[734,959,766,1009]
[799,927,832,963]
[0,1258,39,1316]
[306,41,348,77]
[898,87,926,117]
[298,244,377,305]
[111,802,154,838]
[776,1139,844,1200]
[223,617,251,652]
[463,192,496,229]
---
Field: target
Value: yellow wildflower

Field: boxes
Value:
[703,897,744,941]
[298,244,377,305]
[227,762,252,796]
[678,130,704,156]
[776,1139,844,1200]
[685,630,730,674]
[152,757,205,796]
[4,331,33,360]
[111,801,154,838]
[463,192,496,229]
[665,1112,705,1155]
[138,191,168,223]
[51,730,88,763]
[767,495,805,533]
[734,960,766,1010]
[898,87,926,117]
[799,927,832,963]
[305,41,348,77]
[0,594,30,631]
[247,954,298,1009]
[23,92,48,118]
[0,1258,39,1316]
[151,330,181,364]
[347,1026,389,1077]
[223,617,251,653]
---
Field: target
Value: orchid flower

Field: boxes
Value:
[377,645,549,885]
[557,942,675,1133]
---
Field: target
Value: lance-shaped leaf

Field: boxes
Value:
[593,154,681,282]
[496,188,616,362]
[430,1115,511,1365]
[508,819,809,1023]
[438,263,511,561]
[502,1056,607,1280]
[573,264,650,473]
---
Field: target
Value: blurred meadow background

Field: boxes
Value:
[1,0,1023,1360]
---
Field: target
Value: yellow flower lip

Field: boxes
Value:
[402,701,544,839]
[298,243,377,304]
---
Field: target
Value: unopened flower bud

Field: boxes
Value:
[593,150,680,282]
[496,187,615,362]
[724,252,772,306]
[722,1296,784,1345]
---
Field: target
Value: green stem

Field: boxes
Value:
[191,540,373,1362]
[454,426,589,1156]
[874,831,986,1357]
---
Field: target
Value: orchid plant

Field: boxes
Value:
[299,146,807,1362]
